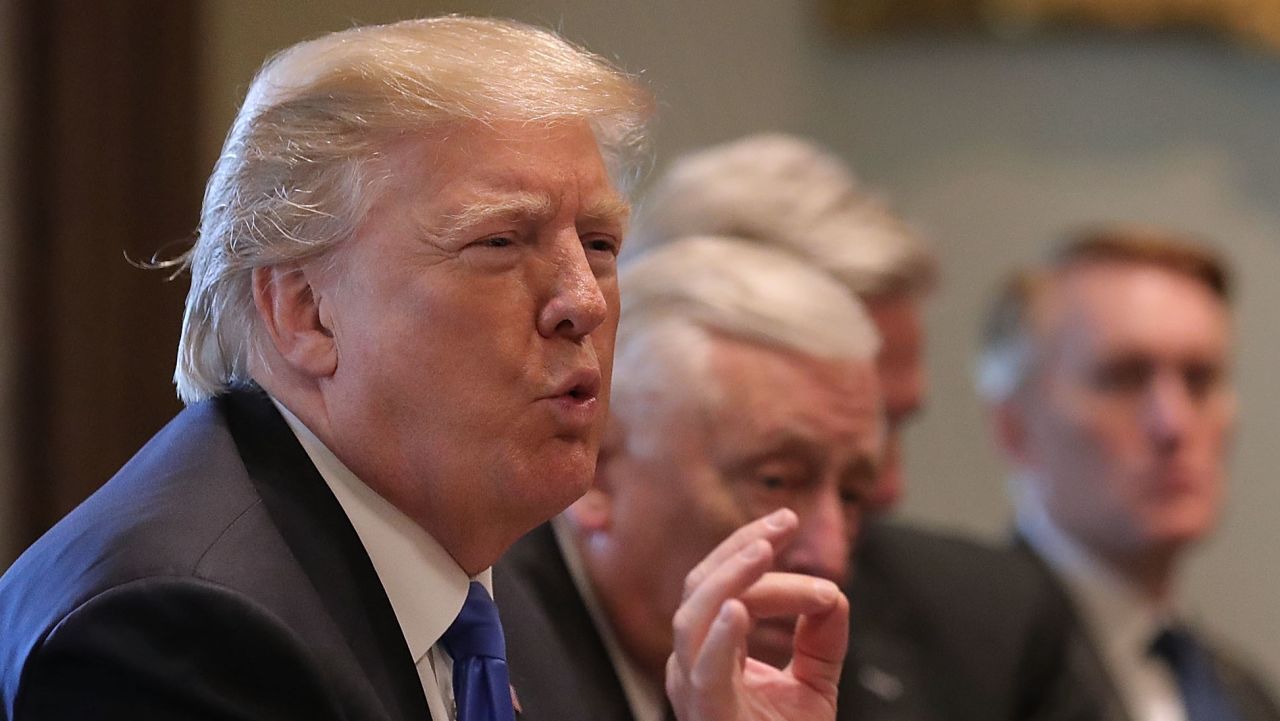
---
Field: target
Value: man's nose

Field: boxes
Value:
[777,489,854,587]
[536,235,608,341]
[1144,370,1194,451]
[867,434,904,513]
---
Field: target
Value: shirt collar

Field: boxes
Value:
[1015,472,1172,662]
[551,515,666,721]
[271,397,491,663]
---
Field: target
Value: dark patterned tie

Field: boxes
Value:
[441,582,516,721]
[1150,626,1242,721]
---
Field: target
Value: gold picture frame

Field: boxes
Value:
[823,0,1280,50]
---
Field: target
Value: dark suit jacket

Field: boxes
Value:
[0,389,431,721]
[1014,538,1280,721]
[497,519,1097,721]
[843,521,1097,721]
[496,524,635,721]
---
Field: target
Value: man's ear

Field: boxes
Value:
[252,264,338,379]
[992,398,1033,467]
[566,414,626,532]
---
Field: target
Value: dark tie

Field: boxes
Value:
[441,582,516,721]
[1150,626,1242,721]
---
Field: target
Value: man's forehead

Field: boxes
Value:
[709,343,880,433]
[1039,262,1231,358]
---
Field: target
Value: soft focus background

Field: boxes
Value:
[2,0,1277,686]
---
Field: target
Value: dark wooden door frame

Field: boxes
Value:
[12,0,203,551]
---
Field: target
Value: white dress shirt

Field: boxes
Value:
[551,516,667,721]
[1016,477,1186,721]
[275,399,490,721]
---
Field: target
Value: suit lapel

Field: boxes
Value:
[221,388,433,721]
[1011,533,1134,721]
[498,524,635,721]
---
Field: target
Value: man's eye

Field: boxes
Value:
[1092,361,1151,394]
[481,236,514,248]
[1184,364,1222,400]
[758,474,786,490]
[584,237,619,255]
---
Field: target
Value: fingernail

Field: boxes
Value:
[812,578,840,605]
[764,508,794,530]
[718,602,736,623]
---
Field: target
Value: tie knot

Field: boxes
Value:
[442,582,507,661]
[1150,626,1199,670]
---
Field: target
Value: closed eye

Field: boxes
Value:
[584,236,620,256]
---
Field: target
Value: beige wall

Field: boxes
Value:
[201,0,1280,685]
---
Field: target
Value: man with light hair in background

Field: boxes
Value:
[616,133,1093,721]
[0,20,849,721]
[499,235,884,721]
[977,228,1280,721]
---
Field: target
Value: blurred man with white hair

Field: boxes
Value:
[500,235,882,721]
[633,133,933,509]
[978,228,1280,721]
[0,20,847,721]
[616,133,1092,721]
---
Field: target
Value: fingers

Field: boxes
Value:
[666,510,851,721]
[683,508,798,598]
[687,599,750,714]
[738,572,842,619]
[789,587,850,696]
[672,536,774,676]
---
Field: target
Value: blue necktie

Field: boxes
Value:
[1150,626,1242,721]
[440,582,516,721]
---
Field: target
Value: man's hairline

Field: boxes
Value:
[1004,256,1234,405]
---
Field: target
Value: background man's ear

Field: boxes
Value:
[992,398,1033,467]
[252,264,338,378]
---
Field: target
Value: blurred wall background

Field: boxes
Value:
[3,0,1277,688]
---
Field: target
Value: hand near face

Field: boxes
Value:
[665,509,849,721]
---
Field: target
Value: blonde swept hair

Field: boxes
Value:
[174,16,653,403]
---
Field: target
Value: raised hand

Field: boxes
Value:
[665,508,849,721]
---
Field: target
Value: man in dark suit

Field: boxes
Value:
[501,235,885,721]
[977,228,1280,721]
[0,18,851,721]
[510,133,1085,721]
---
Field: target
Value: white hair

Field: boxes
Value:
[173,16,652,404]
[628,133,935,299]
[611,236,880,452]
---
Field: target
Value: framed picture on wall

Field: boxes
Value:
[822,0,1280,50]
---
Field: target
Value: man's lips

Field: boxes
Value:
[540,368,602,431]
[544,368,601,402]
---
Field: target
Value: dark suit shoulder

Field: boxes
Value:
[846,521,1095,721]
[1,392,426,721]
[0,400,266,709]
[1199,633,1280,721]
[858,521,1053,603]
[15,577,348,721]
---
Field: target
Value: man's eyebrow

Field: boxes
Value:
[581,193,631,225]
[721,434,821,474]
[436,192,555,239]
